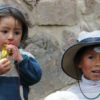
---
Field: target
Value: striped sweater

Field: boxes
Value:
[0,47,42,100]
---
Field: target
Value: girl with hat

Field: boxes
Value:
[45,30,100,100]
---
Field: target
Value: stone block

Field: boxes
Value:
[36,0,77,25]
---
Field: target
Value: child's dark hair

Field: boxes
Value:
[74,46,87,68]
[0,6,28,41]
[73,46,87,80]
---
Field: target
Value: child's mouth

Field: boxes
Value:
[92,70,100,75]
[92,70,100,73]
[7,42,14,45]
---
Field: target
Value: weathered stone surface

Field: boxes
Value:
[62,30,77,50]
[76,0,100,31]
[28,26,80,47]
[23,0,36,7]
[25,33,76,100]
[81,0,100,15]
[84,0,95,14]
[36,0,77,25]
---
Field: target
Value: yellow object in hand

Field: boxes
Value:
[1,44,11,59]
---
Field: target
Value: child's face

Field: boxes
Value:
[78,46,100,81]
[0,16,22,50]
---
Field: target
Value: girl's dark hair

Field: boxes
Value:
[74,47,87,80]
[74,46,88,67]
[0,6,28,41]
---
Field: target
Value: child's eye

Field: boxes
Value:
[1,30,8,34]
[14,31,20,35]
[88,56,94,59]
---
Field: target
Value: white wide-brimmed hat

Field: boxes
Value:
[61,30,100,80]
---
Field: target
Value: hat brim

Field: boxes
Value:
[61,41,100,80]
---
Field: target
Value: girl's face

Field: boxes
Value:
[0,16,22,50]
[78,47,100,81]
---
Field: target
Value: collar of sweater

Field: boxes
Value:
[80,75,100,87]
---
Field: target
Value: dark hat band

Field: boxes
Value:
[78,37,100,44]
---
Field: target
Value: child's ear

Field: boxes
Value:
[78,63,82,69]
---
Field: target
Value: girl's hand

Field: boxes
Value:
[0,58,11,75]
[6,44,23,63]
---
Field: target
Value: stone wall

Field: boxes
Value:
[0,0,100,100]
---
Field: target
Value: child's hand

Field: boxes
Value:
[0,58,11,75]
[6,44,23,63]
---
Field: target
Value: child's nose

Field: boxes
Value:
[95,57,100,67]
[8,33,14,41]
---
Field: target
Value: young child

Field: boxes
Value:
[0,6,42,100]
[45,30,100,100]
